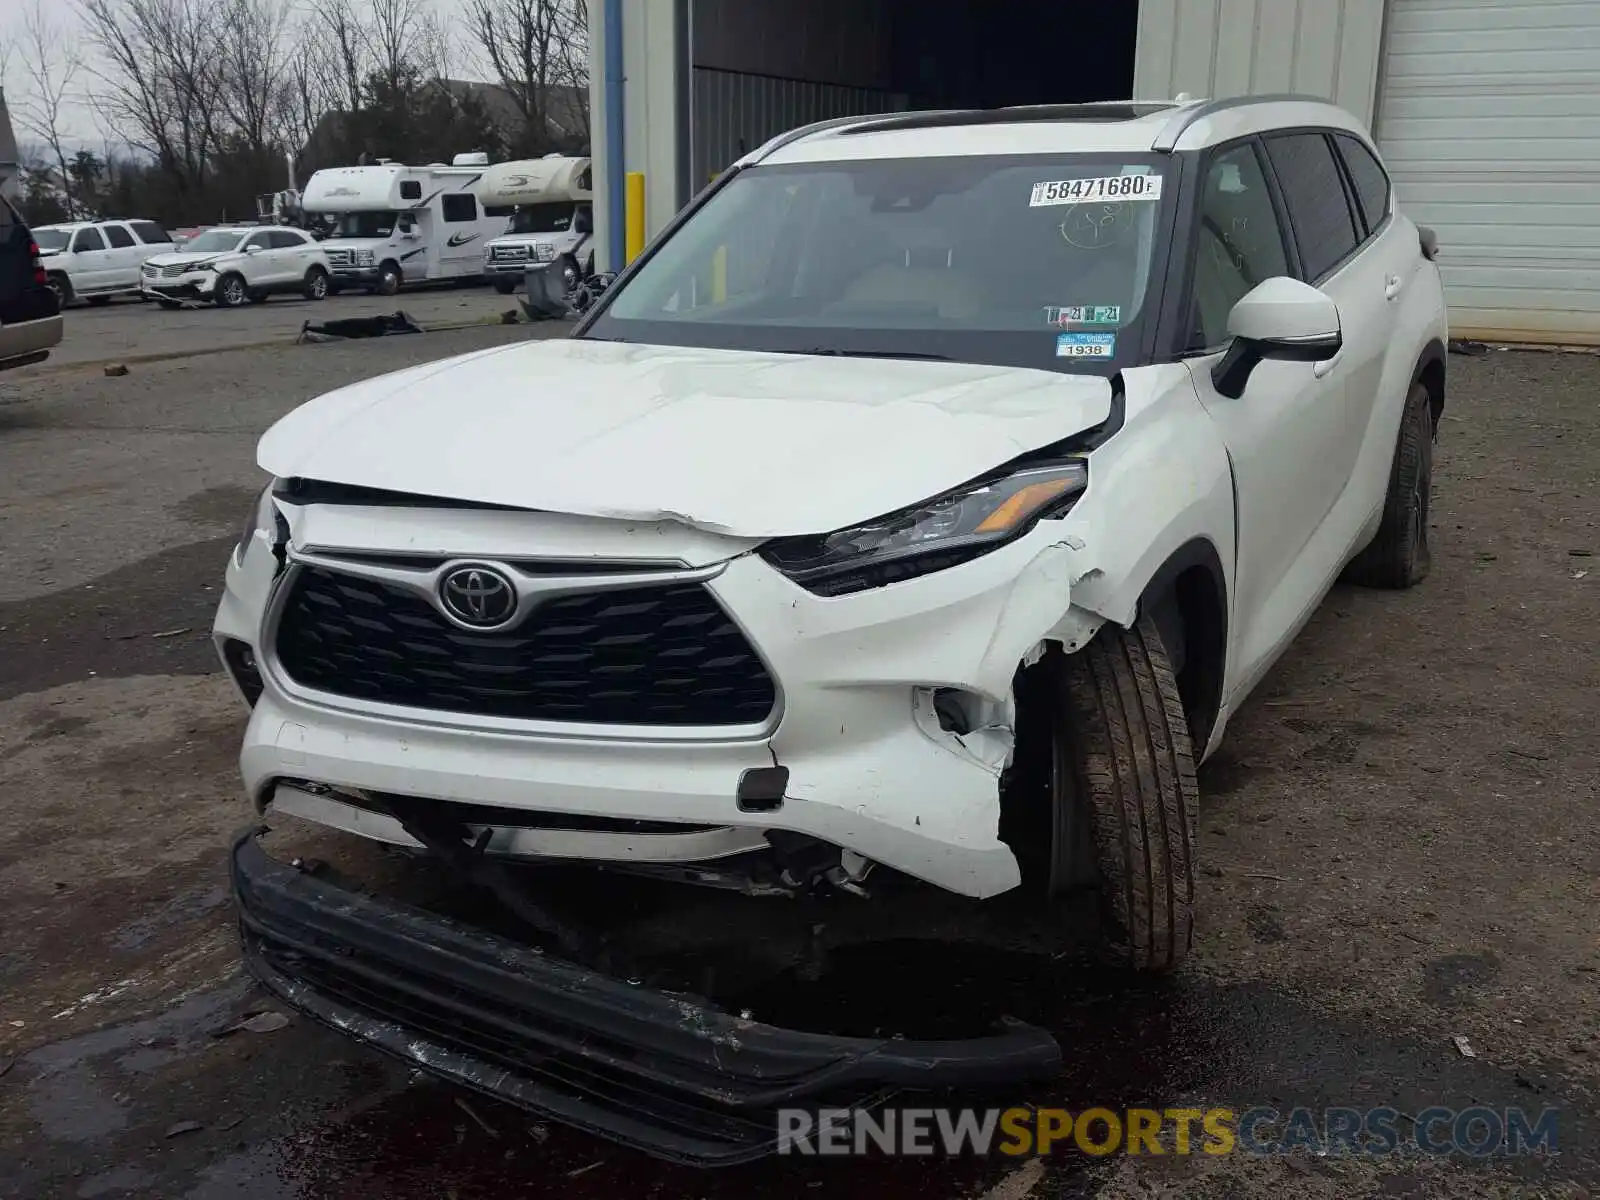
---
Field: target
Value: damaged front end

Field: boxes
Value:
[232,829,1062,1166]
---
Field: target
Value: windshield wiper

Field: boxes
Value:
[798,347,951,362]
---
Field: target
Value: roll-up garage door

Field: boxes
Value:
[1375,0,1600,344]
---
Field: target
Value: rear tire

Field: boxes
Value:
[1014,617,1199,971]
[1343,381,1435,589]
[303,266,329,300]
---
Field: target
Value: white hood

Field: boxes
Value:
[257,339,1112,538]
[146,250,233,268]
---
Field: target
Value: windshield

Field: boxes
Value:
[33,228,71,251]
[510,203,578,235]
[333,211,401,238]
[587,154,1173,373]
[182,230,247,254]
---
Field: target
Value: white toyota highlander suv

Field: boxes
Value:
[217,96,1448,1160]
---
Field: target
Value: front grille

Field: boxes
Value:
[160,262,192,278]
[492,245,529,261]
[274,567,777,726]
[325,249,353,267]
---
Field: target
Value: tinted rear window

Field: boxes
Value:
[1265,133,1361,281]
[1333,134,1392,236]
[103,224,136,248]
[131,221,171,244]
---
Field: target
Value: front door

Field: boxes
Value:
[1180,138,1350,694]
[71,226,113,291]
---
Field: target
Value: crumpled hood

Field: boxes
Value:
[146,251,227,269]
[257,338,1113,538]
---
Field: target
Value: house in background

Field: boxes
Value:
[0,88,21,204]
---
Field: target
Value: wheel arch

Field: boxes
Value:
[1134,537,1229,753]
[1414,336,1446,427]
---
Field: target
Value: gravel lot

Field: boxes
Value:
[0,329,1595,1200]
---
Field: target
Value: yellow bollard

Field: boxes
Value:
[625,172,646,265]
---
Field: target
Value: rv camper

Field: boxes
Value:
[301,154,505,294]
[475,155,594,294]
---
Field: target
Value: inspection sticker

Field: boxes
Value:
[1045,304,1122,327]
[1057,332,1117,359]
[1030,174,1163,207]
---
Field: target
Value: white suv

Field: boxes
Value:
[215,96,1448,1159]
[141,225,332,307]
[32,219,173,305]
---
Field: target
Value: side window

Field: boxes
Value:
[1333,133,1392,236]
[73,227,107,252]
[441,194,477,223]
[1264,132,1361,281]
[243,232,272,251]
[102,224,136,248]
[268,229,305,249]
[130,221,172,244]
[399,180,422,201]
[1189,142,1292,350]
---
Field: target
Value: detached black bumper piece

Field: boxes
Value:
[230,832,1062,1166]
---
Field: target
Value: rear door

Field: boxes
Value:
[439,193,486,277]
[72,225,113,291]
[99,222,143,290]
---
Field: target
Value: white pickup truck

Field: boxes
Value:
[32,219,174,306]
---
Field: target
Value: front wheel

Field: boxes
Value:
[214,273,248,307]
[375,262,402,296]
[47,274,73,307]
[1008,617,1199,971]
[303,266,330,301]
[1343,381,1435,589]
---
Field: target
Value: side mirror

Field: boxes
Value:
[245,244,262,255]
[1212,277,1343,399]
[574,213,593,235]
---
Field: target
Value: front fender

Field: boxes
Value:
[1063,364,1236,628]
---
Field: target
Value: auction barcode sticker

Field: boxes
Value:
[1030,174,1164,207]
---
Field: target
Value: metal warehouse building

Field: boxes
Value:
[588,0,1600,345]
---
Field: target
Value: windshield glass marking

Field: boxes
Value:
[588,154,1172,373]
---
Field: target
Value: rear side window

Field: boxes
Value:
[1333,134,1392,235]
[1264,133,1361,281]
[268,229,306,248]
[131,221,171,244]
[442,194,477,223]
[102,224,136,248]
[73,227,107,252]
[400,181,422,200]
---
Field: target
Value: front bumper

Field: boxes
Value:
[142,275,217,299]
[232,829,1061,1165]
[216,507,1102,899]
[330,266,381,283]
[485,259,534,275]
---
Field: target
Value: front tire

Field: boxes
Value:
[47,273,73,307]
[376,262,402,296]
[303,266,330,300]
[1013,618,1199,971]
[1344,381,1435,589]
[214,273,248,307]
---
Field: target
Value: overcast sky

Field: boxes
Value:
[1,0,507,154]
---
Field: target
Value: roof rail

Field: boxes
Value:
[1151,92,1332,152]
[748,112,948,164]
[837,102,1182,137]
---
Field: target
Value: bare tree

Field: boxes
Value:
[465,0,588,150]
[215,0,294,154]
[366,0,431,93]
[12,0,83,217]
[79,0,226,199]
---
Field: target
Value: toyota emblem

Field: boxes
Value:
[439,565,517,628]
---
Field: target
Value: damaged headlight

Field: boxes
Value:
[761,460,1088,597]
[235,484,276,564]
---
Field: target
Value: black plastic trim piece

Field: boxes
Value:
[230,831,1062,1166]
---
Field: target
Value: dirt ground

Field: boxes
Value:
[0,331,1595,1200]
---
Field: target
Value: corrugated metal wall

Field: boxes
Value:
[1134,0,1388,128]
[690,69,907,188]
[1374,0,1600,344]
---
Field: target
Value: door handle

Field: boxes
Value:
[1385,274,1404,301]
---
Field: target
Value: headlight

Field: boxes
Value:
[760,460,1088,597]
[236,484,274,564]
[356,249,376,265]
[532,243,557,262]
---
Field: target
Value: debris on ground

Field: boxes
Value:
[297,312,425,343]
[454,1096,499,1137]
[103,364,129,377]
[1453,1035,1477,1059]
[1448,339,1491,357]
[164,1120,204,1138]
